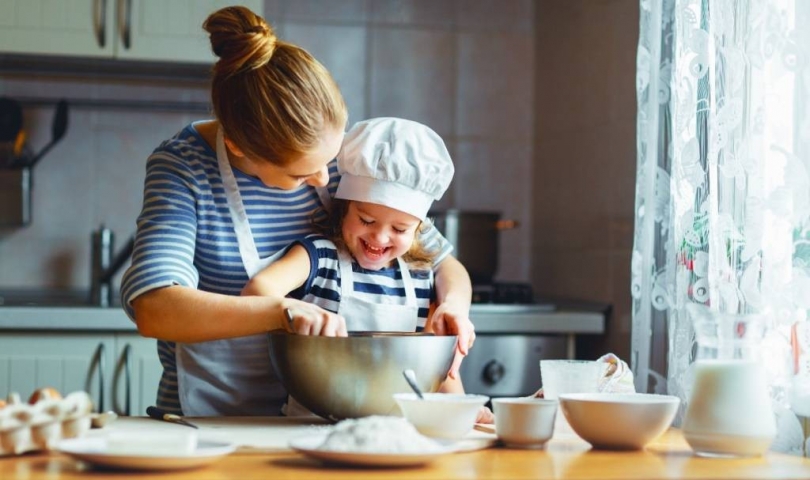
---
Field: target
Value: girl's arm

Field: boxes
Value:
[242,244,310,297]
[438,364,494,424]
[429,255,476,378]
[242,244,348,336]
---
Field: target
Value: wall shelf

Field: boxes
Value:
[0,54,212,84]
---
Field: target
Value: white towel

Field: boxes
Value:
[596,353,636,394]
[529,353,636,398]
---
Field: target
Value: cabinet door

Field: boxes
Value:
[112,333,162,416]
[0,0,116,57]
[0,332,116,410]
[115,0,263,63]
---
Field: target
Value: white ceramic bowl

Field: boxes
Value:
[492,398,558,448]
[558,393,680,450]
[394,393,490,440]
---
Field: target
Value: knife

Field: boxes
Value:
[146,406,199,429]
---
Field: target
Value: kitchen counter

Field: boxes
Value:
[0,303,606,335]
[0,417,808,480]
[0,306,135,331]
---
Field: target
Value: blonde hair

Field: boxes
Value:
[320,200,439,270]
[203,6,348,165]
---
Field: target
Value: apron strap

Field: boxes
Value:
[337,248,356,298]
[216,128,262,277]
[396,257,417,307]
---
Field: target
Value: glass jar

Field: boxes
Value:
[682,307,776,457]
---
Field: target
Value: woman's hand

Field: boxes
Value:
[283,299,348,337]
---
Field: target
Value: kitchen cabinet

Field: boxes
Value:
[0,331,160,416]
[0,0,262,63]
[111,332,162,417]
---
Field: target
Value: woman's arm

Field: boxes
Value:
[133,285,295,341]
[135,245,346,340]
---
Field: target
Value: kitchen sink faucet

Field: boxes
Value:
[90,225,135,307]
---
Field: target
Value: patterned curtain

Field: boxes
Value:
[633,0,810,455]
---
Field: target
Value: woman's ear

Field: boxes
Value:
[223,137,245,157]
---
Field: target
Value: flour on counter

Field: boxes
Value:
[318,416,444,454]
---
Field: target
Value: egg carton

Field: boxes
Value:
[0,390,93,456]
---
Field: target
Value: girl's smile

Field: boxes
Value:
[342,201,421,270]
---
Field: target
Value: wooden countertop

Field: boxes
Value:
[1,417,809,479]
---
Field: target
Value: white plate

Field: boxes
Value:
[289,434,453,467]
[57,437,236,471]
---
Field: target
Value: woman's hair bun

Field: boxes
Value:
[203,6,277,76]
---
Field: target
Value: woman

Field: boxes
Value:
[120,5,474,417]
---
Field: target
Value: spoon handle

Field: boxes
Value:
[283,308,295,332]
[402,369,425,399]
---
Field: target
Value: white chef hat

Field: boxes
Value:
[335,117,454,221]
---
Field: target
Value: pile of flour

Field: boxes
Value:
[318,416,444,453]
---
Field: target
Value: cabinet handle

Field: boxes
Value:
[112,344,132,416]
[92,0,107,48]
[84,343,106,412]
[117,0,132,50]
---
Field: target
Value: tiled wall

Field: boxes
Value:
[532,0,639,360]
[0,0,535,293]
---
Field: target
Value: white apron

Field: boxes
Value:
[176,127,331,416]
[335,248,419,332]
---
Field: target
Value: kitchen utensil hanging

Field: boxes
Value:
[0,97,69,169]
[0,98,70,227]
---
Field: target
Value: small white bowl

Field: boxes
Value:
[492,398,557,448]
[394,393,490,440]
[558,393,680,450]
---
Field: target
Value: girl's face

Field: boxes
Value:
[226,126,344,190]
[342,201,421,270]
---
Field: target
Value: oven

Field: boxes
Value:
[459,282,608,398]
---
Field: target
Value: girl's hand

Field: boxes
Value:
[283,300,348,337]
[476,405,495,424]
[426,301,475,379]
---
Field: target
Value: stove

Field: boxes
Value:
[461,282,608,398]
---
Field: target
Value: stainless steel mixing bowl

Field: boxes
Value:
[268,332,457,421]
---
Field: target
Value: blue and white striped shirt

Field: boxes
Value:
[120,122,451,414]
[294,235,434,326]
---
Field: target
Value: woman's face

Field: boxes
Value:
[226,126,344,190]
[342,201,421,270]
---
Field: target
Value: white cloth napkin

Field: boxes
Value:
[530,353,635,398]
[596,353,636,394]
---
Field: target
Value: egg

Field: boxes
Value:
[28,388,62,405]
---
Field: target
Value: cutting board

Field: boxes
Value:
[96,417,496,454]
[193,417,332,453]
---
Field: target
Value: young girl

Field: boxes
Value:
[243,117,492,422]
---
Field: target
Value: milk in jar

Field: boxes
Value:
[682,306,776,457]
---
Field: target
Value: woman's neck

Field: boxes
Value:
[198,120,260,179]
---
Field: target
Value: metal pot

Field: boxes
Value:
[268,332,457,421]
[429,209,519,284]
